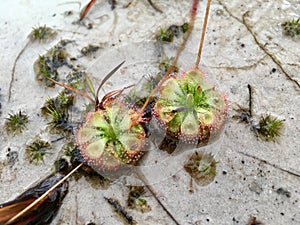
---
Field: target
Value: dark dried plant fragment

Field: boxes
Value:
[80,44,100,56]
[0,174,68,225]
[158,58,179,76]
[104,197,136,225]
[184,151,218,186]
[5,110,29,135]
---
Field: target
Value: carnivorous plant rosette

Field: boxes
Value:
[76,100,146,171]
[153,69,228,144]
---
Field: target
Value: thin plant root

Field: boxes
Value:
[8,41,30,101]
[134,171,181,225]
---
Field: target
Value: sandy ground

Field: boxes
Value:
[0,0,300,224]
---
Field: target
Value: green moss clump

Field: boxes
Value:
[282,18,300,37]
[257,114,284,142]
[5,110,29,135]
[26,138,51,164]
[34,40,72,87]
[29,25,56,42]
[157,27,175,42]
[156,23,189,42]
[41,91,75,131]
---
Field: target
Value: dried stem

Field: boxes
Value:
[9,41,30,101]
[195,0,211,67]
[46,77,95,103]
[80,0,96,21]
[247,84,253,117]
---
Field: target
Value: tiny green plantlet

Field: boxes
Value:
[153,69,228,144]
[281,18,300,37]
[256,114,284,143]
[184,151,218,186]
[26,138,51,164]
[5,110,29,135]
[157,27,174,42]
[29,25,57,42]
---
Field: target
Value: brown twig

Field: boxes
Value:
[46,77,95,103]
[80,0,97,21]
[195,0,211,67]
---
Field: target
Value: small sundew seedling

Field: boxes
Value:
[29,25,57,42]
[34,40,72,87]
[127,186,151,213]
[281,18,300,37]
[184,151,218,186]
[26,138,51,164]
[5,110,29,135]
[256,114,284,142]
